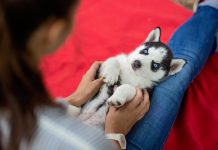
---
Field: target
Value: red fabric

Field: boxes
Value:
[40,0,218,149]
[40,0,191,97]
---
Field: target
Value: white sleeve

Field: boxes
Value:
[31,108,115,150]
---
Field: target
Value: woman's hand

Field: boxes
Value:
[65,61,104,107]
[105,88,150,135]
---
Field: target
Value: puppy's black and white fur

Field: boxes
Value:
[78,27,186,128]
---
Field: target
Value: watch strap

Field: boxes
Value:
[106,133,126,149]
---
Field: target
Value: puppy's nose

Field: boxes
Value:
[132,60,142,70]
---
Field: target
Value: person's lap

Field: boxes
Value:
[126,6,218,150]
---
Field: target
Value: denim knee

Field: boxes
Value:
[168,37,208,77]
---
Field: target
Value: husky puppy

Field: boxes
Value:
[78,27,186,128]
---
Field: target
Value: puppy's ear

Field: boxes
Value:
[168,58,186,76]
[145,27,161,42]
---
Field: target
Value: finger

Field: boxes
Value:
[122,88,142,109]
[138,91,150,115]
[137,115,145,121]
[88,77,104,97]
[91,77,104,90]
[131,88,144,108]
[143,90,149,105]
[108,106,117,113]
[86,61,102,80]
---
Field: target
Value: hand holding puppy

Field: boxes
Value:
[65,61,103,107]
[105,88,150,135]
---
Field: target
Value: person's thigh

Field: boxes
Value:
[126,6,218,150]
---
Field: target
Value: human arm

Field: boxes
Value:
[105,88,150,149]
[105,88,150,135]
[64,61,104,107]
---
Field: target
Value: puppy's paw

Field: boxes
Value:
[107,84,136,107]
[107,95,126,108]
[100,64,119,85]
[102,72,119,85]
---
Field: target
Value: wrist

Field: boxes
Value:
[64,93,84,107]
[105,128,127,136]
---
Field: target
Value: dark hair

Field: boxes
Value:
[0,0,78,149]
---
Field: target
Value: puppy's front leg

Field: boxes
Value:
[107,84,136,107]
[100,57,120,85]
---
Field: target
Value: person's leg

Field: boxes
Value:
[126,6,218,150]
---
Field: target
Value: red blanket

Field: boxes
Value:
[40,0,218,149]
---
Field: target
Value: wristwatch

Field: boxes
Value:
[106,133,126,149]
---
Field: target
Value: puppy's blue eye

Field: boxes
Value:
[151,60,160,71]
[139,48,149,55]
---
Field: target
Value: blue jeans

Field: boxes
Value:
[126,6,218,150]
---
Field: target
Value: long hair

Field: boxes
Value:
[0,0,78,149]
